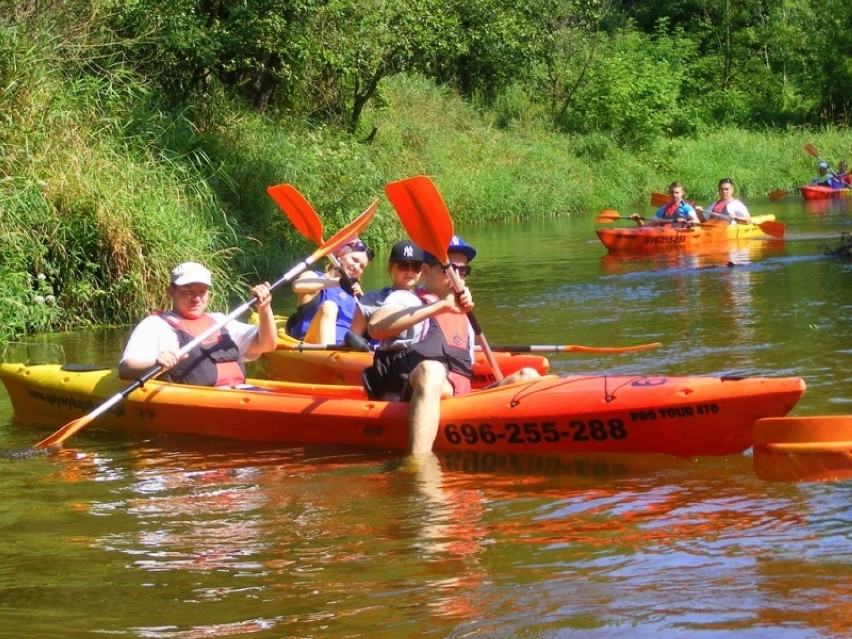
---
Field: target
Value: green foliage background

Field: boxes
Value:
[0,0,849,344]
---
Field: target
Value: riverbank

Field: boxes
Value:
[2,68,851,344]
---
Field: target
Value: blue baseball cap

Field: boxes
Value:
[423,235,477,263]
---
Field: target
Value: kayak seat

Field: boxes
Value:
[361,366,382,400]
[61,363,113,372]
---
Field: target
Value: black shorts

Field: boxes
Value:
[365,349,433,399]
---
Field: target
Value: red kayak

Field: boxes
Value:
[800,185,852,200]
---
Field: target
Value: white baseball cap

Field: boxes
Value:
[170,262,212,287]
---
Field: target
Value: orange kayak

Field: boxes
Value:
[753,415,852,482]
[0,363,806,457]
[596,215,779,254]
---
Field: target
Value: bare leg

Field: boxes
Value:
[304,301,339,344]
[407,360,453,456]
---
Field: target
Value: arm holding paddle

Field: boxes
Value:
[382,176,542,455]
[368,283,473,340]
[695,178,751,224]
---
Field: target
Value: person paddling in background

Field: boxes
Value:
[118,262,276,386]
[285,238,373,344]
[348,239,425,341]
[836,160,851,187]
[630,181,700,227]
[810,161,843,188]
[695,178,751,224]
[365,236,540,456]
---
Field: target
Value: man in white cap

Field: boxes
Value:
[118,262,276,387]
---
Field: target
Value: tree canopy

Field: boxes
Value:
[5,0,844,140]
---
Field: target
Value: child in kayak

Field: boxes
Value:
[365,236,539,456]
[285,238,373,344]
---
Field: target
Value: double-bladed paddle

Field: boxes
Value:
[384,175,504,381]
[768,143,837,201]
[278,340,662,354]
[23,200,377,453]
[595,209,726,230]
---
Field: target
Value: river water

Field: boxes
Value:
[1,195,850,638]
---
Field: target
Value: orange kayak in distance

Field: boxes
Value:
[596,215,780,254]
[0,363,806,457]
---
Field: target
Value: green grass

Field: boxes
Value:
[1,27,851,346]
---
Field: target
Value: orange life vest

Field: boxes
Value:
[158,312,246,387]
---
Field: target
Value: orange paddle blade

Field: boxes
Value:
[757,220,786,238]
[385,176,454,263]
[650,192,669,207]
[267,184,325,245]
[319,200,377,256]
[804,143,819,159]
[35,416,95,449]
[595,209,622,223]
[768,189,790,201]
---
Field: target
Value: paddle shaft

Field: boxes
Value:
[279,341,662,354]
[32,201,378,450]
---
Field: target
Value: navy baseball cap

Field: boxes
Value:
[423,235,477,263]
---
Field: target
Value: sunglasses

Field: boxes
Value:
[429,262,472,277]
[393,260,422,272]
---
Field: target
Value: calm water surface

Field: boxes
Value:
[1,196,850,638]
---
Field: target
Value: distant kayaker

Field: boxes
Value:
[118,262,277,387]
[630,182,700,227]
[836,160,851,187]
[809,161,843,188]
[285,238,373,344]
[695,178,752,224]
[365,236,539,456]
[348,239,425,341]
